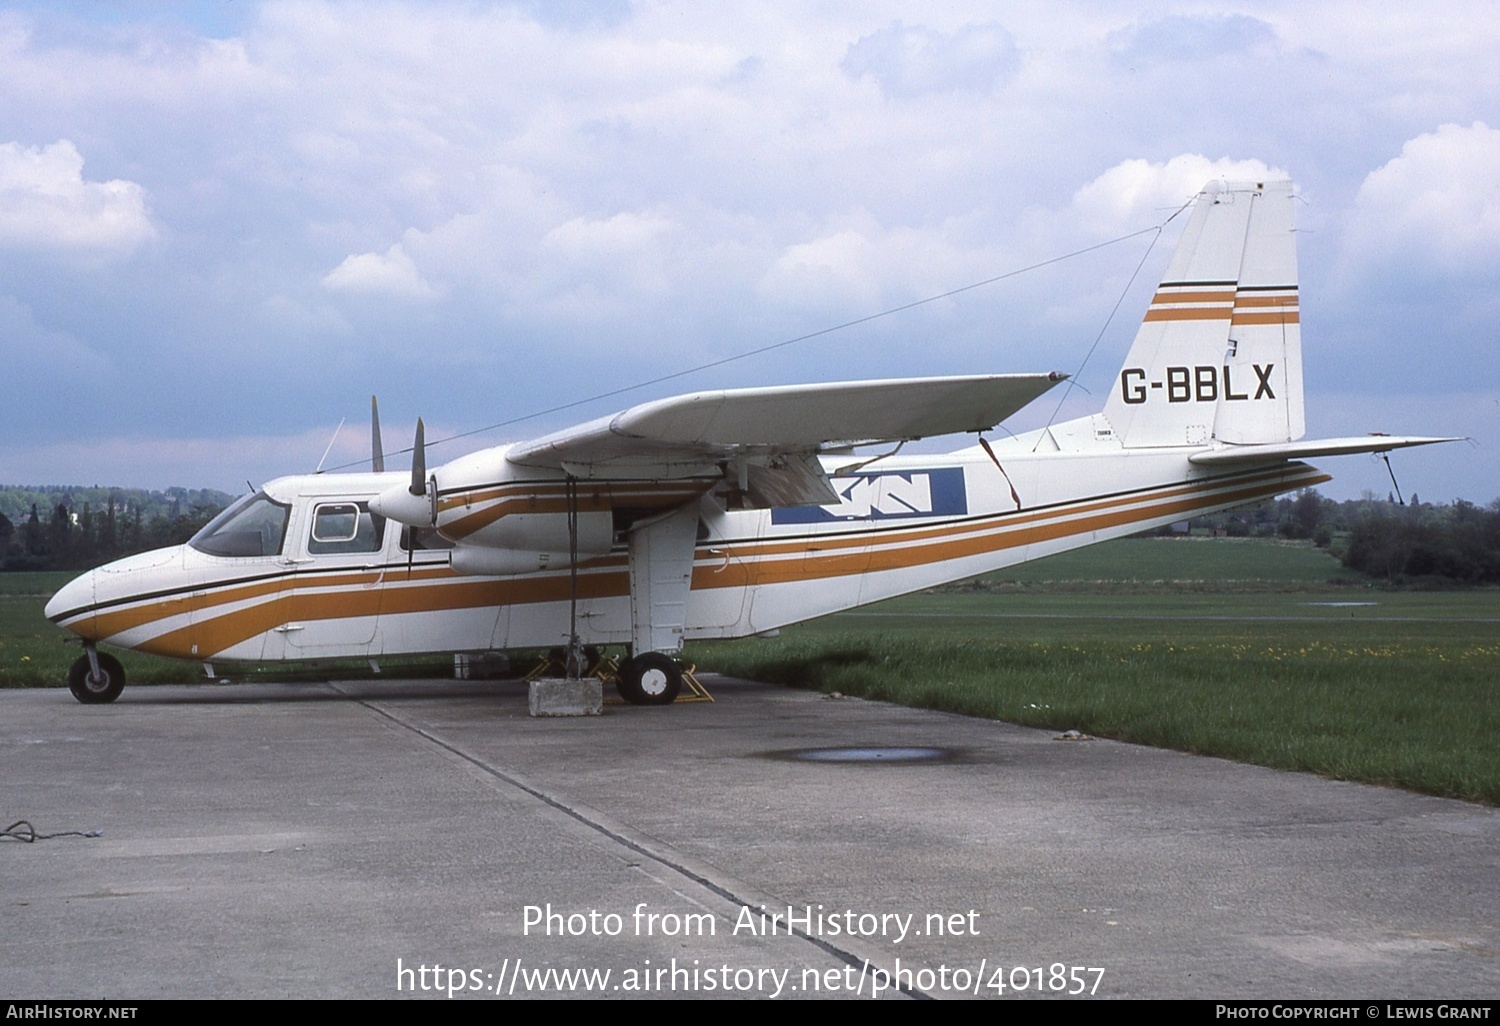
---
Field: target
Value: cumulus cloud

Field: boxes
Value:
[842,21,1019,97]
[519,210,680,320]
[0,140,154,257]
[989,154,1289,363]
[755,215,982,320]
[1321,123,1500,399]
[758,227,880,313]
[1344,122,1500,275]
[1068,154,1287,233]
[0,4,1495,499]
[322,242,437,300]
[544,210,676,264]
[1109,13,1279,65]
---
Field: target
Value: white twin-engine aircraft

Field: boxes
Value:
[46,180,1455,705]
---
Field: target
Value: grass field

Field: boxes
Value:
[973,534,1367,587]
[0,571,217,689]
[691,539,1500,805]
[6,540,1499,804]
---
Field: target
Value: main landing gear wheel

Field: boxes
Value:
[615,652,683,706]
[68,652,125,705]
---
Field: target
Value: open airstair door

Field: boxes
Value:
[619,500,701,705]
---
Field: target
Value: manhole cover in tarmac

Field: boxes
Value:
[782,746,951,764]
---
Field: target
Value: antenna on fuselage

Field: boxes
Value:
[315,418,346,474]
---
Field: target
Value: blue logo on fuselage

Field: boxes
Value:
[772,467,968,524]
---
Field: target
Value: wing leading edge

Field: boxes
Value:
[507,373,1067,475]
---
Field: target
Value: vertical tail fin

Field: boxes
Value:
[1102,180,1304,448]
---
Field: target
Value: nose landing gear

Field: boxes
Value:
[68,647,126,704]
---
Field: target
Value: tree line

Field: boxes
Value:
[1180,490,1500,585]
[0,485,236,572]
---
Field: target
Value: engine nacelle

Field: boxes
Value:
[449,538,614,576]
[451,509,612,552]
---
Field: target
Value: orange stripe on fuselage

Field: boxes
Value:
[103,466,1327,659]
[141,567,637,659]
[1230,311,1300,325]
[1142,307,1233,322]
[693,468,1329,589]
[438,480,713,540]
[1149,290,1235,304]
[87,569,391,641]
[712,463,1300,564]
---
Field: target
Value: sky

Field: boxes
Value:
[1,1,1496,503]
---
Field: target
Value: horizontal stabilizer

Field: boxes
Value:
[1187,435,1462,465]
[509,373,1064,471]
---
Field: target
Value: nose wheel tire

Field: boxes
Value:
[615,652,683,706]
[68,652,126,704]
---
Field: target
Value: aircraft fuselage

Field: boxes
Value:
[44,426,1328,666]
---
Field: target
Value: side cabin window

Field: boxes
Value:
[308,502,386,555]
[190,492,291,558]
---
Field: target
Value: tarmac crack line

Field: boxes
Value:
[336,686,928,1000]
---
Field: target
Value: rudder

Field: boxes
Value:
[1102,181,1304,448]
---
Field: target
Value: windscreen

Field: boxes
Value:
[189,492,291,557]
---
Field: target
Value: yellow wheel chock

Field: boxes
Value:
[526,652,712,703]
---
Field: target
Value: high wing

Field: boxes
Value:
[507,372,1067,476]
[1187,434,1463,465]
[371,371,1068,526]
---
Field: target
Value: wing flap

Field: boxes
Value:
[509,373,1064,471]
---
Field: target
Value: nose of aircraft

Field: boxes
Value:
[44,567,97,636]
[45,545,187,639]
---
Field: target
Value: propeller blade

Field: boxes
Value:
[370,417,435,527]
[410,418,426,497]
[371,395,385,473]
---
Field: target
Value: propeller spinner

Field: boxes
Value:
[370,417,436,527]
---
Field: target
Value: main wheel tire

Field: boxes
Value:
[615,652,682,706]
[68,652,126,704]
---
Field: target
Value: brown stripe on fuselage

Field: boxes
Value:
[693,468,1329,589]
[1233,295,1297,307]
[707,463,1301,564]
[111,465,1328,659]
[1149,290,1235,304]
[1142,307,1234,322]
[1230,311,1300,325]
[439,480,713,540]
[142,566,638,659]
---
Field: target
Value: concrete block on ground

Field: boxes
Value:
[528,677,603,716]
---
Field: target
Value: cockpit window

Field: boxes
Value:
[189,492,291,558]
[308,502,385,555]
